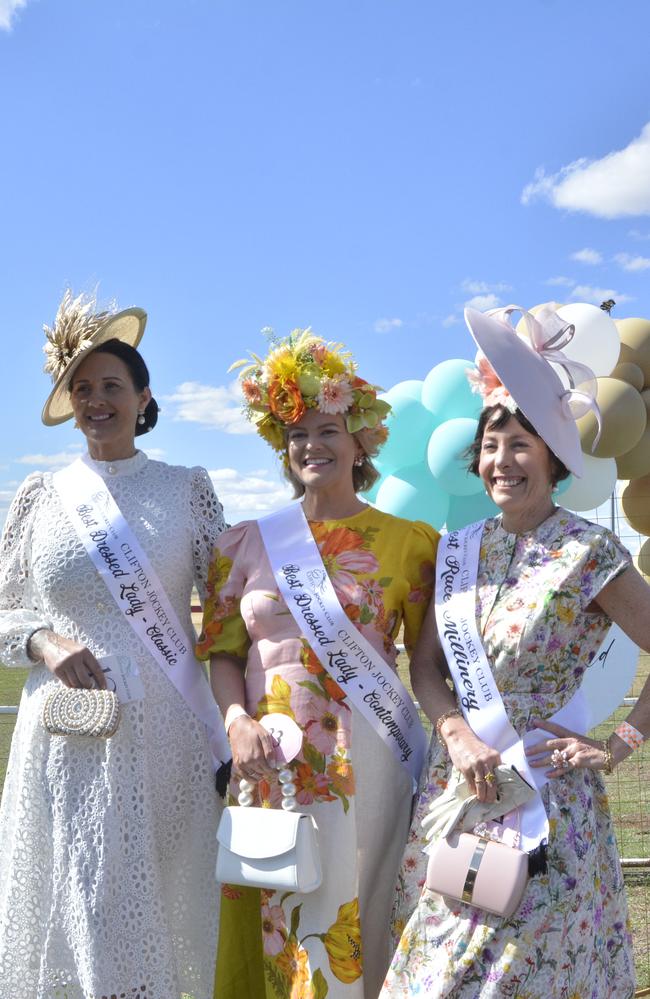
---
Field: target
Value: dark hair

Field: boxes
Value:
[466,404,570,486]
[71,338,159,435]
[282,448,380,498]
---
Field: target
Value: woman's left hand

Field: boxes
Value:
[525,719,609,778]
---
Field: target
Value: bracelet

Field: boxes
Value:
[224,704,249,735]
[614,721,645,751]
[435,708,463,745]
[601,738,614,775]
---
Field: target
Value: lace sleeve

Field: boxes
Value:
[0,473,53,667]
[189,466,227,602]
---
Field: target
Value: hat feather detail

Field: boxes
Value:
[42,289,114,382]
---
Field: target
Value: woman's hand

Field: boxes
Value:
[526,719,611,777]
[439,717,502,803]
[30,630,107,690]
[228,715,278,783]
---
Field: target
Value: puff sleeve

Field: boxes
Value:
[195,521,252,662]
[399,521,439,654]
[0,474,53,668]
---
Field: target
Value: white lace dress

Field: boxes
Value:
[0,452,226,999]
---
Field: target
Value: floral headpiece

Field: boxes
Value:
[467,354,518,413]
[230,328,391,453]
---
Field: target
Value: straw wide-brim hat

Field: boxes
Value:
[464,306,585,477]
[42,307,147,426]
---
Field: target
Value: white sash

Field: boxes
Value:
[53,456,229,769]
[436,520,588,850]
[258,503,428,786]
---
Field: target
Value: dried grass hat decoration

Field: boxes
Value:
[230,328,391,457]
[464,304,602,478]
[41,289,147,426]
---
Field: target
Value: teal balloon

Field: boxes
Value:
[556,474,572,495]
[446,491,500,531]
[421,359,482,424]
[427,418,483,496]
[360,476,382,504]
[378,396,437,472]
[382,379,424,404]
[375,463,449,530]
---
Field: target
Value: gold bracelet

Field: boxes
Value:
[601,738,614,775]
[435,708,463,745]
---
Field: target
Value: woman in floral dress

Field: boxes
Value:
[197,331,439,999]
[382,304,650,998]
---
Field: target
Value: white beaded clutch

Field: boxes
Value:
[42,687,121,738]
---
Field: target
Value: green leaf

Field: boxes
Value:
[290,903,303,938]
[359,605,373,625]
[297,680,325,697]
[312,968,329,998]
[303,740,327,773]
[332,787,350,814]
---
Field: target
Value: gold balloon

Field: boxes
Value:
[622,474,650,536]
[616,317,650,385]
[641,387,650,418]
[616,423,650,479]
[611,362,645,391]
[636,538,650,580]
[577,377,647,458]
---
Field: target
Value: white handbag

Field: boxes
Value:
[216,770,322,894]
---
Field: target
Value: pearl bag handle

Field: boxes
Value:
[238,765,298,811]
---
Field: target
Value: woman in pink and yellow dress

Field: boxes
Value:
[197,330,439,999]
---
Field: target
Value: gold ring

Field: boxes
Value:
[484,772,496,784]
[474,776,485,783]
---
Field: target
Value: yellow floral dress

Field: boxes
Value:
[197,506,438,999]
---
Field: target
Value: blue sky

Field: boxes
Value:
[2,0,650,526]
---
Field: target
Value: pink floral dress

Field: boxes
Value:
[197,506,438,999]
[383,508,636,999]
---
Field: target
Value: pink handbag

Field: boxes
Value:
[426,831,529,918]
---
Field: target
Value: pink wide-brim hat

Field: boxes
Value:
[464,306,600,478]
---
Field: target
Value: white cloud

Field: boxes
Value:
[15,445,84,469]
[464,293,501,311]
[522,122,650,218]
[614,252,650,272]
[0,0,27,31]
[163,380,254,434]
[570,248,602,265]
[569,285,632,305]
[461,279,511,295]
[545,276,574,287]
[628,229,650,241]
[373,317,403,334]
[442,314,460,328]
[208,467,292,522]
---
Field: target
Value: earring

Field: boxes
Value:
[137,412,146,426]
[353,456,364,467]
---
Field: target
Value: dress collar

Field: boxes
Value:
[82,450,148,479]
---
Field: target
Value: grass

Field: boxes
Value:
[2,655,650,988]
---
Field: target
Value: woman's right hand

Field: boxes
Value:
[228,715,278,782]
[29,630,107,690]
[440,719,502,804]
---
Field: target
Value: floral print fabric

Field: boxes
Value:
[383,508,636,998]
[198,506,438,999]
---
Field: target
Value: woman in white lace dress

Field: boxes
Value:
[0,292,226,999]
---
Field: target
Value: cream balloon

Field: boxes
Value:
[515,301,564,336]
[616,317,650,385]
[636,537,650,580]
[560,454,617,512]
[622,475,650,536]
[642,388,650,418]
[577,377,646,458]
[616,423,650,480]
[611,362,645,391]
[555,303,621,377]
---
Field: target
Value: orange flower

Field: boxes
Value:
[275,937,312,997]
[312,524,366,558]
[326,752,355,795]
[323,898,363,983]
[301,644,325,676]
[343,602,361,622]
[221,884,243,900]
[323,675,347,703]
[268,378,306,425]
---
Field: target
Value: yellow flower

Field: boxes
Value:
[323,898,363,983]
[206,551,233,597]
[275,937,312,998]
